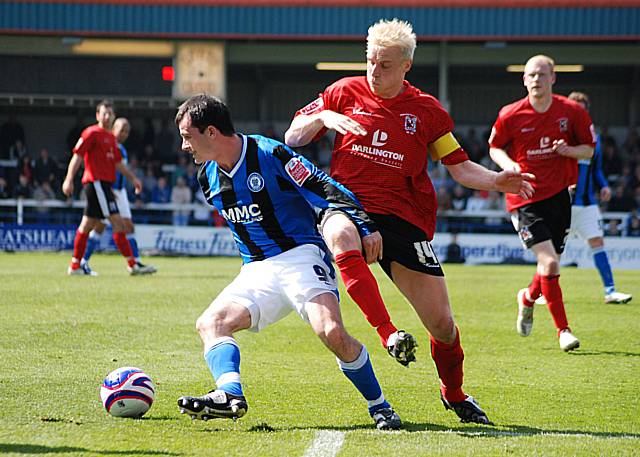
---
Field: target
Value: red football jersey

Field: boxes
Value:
[73,125,121,184]
[295,76,458,239]
[489,94,596,212]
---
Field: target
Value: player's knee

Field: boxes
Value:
[323,221,359,253]
[431,315,456,343]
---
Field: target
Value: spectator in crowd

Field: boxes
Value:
[0,115,25,159]
[33,179,56,223]
[444,232,465,264]
[465,190,489,213]
[0,176,10,199]
[34,148,59,186]
[191,188,212,226]
[627,211,640,236]
[451,184,468,211]
[170,176,192,226]
[622,128,640,157]
[436,186,453,212]
[142,165,157,203]
[607,185,637,212]
[171,154,189,187]
[13,174,32,198]
[11,140,29,162]
[606,219,623,237]
[151,176,171,204]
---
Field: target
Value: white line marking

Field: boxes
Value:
[302,430,346,457]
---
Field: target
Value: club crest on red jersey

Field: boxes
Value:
[401,114,418,134]
[558,117,569,132]
[285,157,311,186]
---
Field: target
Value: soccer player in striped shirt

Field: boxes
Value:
[566,91,631,304]
[174,94,401,430]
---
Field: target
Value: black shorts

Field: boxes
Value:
[369,213,444,280]
[84,181,119,219]
[513,189,571,254]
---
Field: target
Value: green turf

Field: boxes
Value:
[0,252,638,456]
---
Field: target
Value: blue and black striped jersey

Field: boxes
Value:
[197,134,377,263]
[113,143,128,191]
[573,135,608,207]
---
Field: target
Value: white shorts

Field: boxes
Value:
[113,188,132,219]
[570,205,603,240]
[215,244,338,332]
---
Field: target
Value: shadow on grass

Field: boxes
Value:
[567,350,640,357]
[0,443,182,455]
[400,422,640,439]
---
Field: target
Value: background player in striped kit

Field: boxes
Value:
[80,117,156,276]
[174,94,401,430]
[62,100,152,276]
[566,91,631,304]
[286,18,533,424]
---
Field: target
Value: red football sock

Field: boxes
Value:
[334,250,397,346]
[527,272,542,303]
[113,231,136,267]
[430,327,466,403]
[540,274,569,333]
[71,230,89,268]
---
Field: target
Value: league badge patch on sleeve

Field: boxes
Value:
[299,97,324,115]
[285,157,312,186]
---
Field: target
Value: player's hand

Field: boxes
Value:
[320,111,367,136]
[362,231,383,264]
[62,179,73,197]
[495,170,536,199]
[553,139,571,156]
[600,186,612,202]
[133,178,143,195]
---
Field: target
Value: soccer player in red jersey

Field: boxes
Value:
[62,100,153,276]
[285,18,534,424]
[489,55,596,351]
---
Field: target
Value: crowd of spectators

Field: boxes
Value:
[1,115,640,235]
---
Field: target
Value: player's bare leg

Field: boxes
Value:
[390,263,492,424]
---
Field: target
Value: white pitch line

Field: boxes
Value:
[302,430,346,457]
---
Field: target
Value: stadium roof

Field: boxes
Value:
[1,0,639,41]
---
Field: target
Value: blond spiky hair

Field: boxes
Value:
[367,18,416,60]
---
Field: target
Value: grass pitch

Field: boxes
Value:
[0,252,638,456]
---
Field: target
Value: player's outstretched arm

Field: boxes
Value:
[285,111,366,148]
[445,159,535,200]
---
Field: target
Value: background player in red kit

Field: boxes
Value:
[62,100,154,276]
[489,55,596,351]
[285,18,534,424]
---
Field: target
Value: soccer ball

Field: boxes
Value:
[100,367,155,418]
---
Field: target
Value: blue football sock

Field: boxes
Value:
[83,231,101,262]
[592,247,615,294]
[337,345,389,415]
[127,235,140,260]
[204,337,243,396]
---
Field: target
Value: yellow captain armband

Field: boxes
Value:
[428,132,461,161]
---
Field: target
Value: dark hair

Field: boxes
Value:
[175,94,235,136]
[96,99,114,112]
